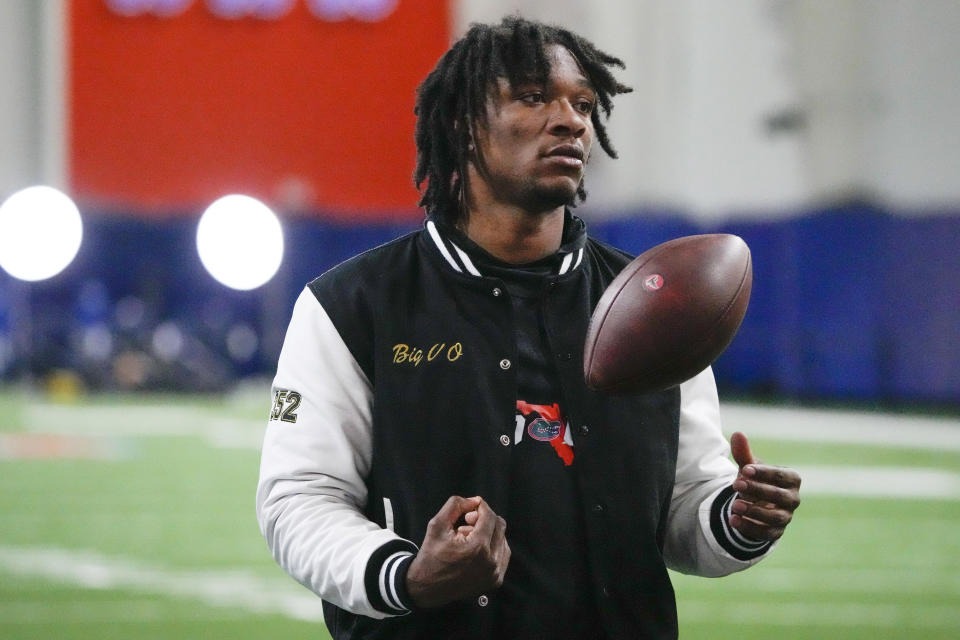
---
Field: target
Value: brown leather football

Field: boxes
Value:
[584,234,752,394]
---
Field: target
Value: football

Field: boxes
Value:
[583,234,752,394]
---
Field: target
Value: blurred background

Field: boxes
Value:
[0,1,958,638]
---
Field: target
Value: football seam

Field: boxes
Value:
[666,247,751,384]
[701,247,751,355]
[715,248,751,330]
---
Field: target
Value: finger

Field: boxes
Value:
[456,525,475,536]
[491,517,510,585]
[741,464,802,490]
[497,520,510,562]
[429,495,481,533]
[729,431,755,470]
[464,510,479,527]
[730,513,784,542]
[468,499,497,541]
[731,498,795,529]
[732,478,801,511]
[491,515,507,550]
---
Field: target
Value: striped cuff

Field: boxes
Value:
[364,539,418,615]
[709,486,772,561]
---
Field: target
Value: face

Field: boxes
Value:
[468,45,597,214]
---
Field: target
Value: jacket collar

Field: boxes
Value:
[424,211,587,278]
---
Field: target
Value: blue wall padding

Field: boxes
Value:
[710,204,959,403]
[878,214,960,402]
[1,204,956,405]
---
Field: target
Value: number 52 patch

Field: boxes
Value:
[270,388,302,423]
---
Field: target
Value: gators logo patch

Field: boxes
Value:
[515,400,574,466]
[528,417,562,441]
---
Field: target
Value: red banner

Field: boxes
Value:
[69,0,450,220]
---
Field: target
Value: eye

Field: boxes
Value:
[520,92,546,105]
[575,99,595,115]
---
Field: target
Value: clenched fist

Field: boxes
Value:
[405,496,511,609]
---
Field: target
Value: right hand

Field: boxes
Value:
[405,495,511,609]
[728,432,801,542]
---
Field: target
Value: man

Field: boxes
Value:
[257,15,801,640]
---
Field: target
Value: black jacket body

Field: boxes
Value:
[309,224,682,639]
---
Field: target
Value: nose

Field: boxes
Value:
[548,99,588,138]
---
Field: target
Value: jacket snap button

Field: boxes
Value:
[579,424,590,436]
[499,359,511,370]
[478,594,489,607]
[592,503,604,513]
[499,434,510,446]
[492,287,502,297]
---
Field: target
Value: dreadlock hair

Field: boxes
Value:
[413,15,633,227]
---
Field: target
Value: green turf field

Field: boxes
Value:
[1,389,958,638]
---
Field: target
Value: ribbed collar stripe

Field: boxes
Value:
[573,247,584,270]
[426,219,585,278]
[557,248,584,275]
[426,220,463,273]
[451,242,482,276]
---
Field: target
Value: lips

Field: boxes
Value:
[545,144,585,161]
[543,144,585,171]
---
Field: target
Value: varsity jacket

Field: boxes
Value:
[256,216,773,639]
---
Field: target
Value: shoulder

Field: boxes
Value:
[293,229,424,381]
[307,229,422,306]
[582,235,635,284]
[585,235,634,264]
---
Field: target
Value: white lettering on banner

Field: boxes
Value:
[306,0,398,22]
[104,0,399,21]
[106,0,193,16]
[207,0,296,19]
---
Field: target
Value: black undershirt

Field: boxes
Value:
[449,227,604,639]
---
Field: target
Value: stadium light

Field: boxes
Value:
[0,186,83,282]
[196,194,284,291]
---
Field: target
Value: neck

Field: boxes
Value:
[460,167,567,264]
[461,203,565,264]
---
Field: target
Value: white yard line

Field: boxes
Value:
[720,403,960,451]
[16,400,960,498]
[2,545,958,627]
[0,546,324,622]
[0,600,224,624]
[23,404,266,450]
[21,401,960,451]
[796,465,960,499]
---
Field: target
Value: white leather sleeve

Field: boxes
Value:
[663,367,774,576]
[256,288,416,618]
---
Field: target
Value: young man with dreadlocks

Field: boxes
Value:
[257,15,800,640]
